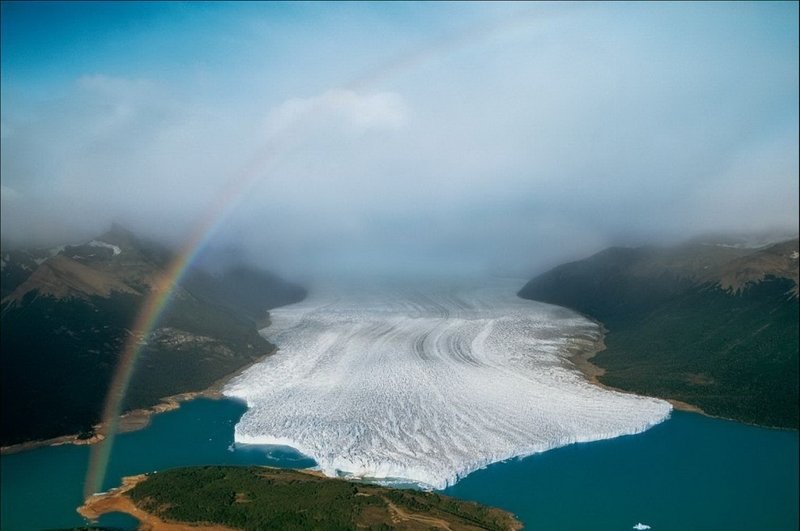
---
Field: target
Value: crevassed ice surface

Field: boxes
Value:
[224,278,672,489]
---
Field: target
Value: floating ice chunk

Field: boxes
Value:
[225,279,672,489]
[88,240,121,256]
[633,524,652,530]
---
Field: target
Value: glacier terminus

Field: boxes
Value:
[225,278,672,489]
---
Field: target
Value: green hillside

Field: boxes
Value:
[0,227,305,446]
[117,466,521,530]
[519,239,799,428]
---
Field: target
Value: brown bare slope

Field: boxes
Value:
[4,254,139,303]
[713,238,799,294]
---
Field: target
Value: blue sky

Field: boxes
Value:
[1,1,798,276]
[2,2,475,100]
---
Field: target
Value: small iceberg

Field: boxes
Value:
[633,524,651,530]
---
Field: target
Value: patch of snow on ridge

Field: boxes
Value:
[225,279,672,489]
[88,240,121,256]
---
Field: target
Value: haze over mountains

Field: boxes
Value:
[2,3,797,279]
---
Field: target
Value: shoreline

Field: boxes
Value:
[0,348,274,456]
[565,321,706,416]
[3,305,789,457]
[78,467,523,531]
[78,473,237,531]
[570,335,798,431]
[78,468,343,529]
[559,308,797,431]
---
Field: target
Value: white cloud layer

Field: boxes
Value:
[265,89,406,137]
[1,3,797,278]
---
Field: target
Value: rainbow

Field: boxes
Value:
[82,7,552,499]
[82,75,365,497]
[82,147,279,498]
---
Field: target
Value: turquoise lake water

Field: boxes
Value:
[1,398,797,531]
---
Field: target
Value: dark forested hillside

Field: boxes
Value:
[0,226,305,446]
[519,239,799,428]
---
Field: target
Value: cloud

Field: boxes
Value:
[0,184,19,201]
[265,89,406,137]
[1,3,797,279]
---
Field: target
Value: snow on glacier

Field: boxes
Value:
[224,278,672,489]
[88,240,122,255]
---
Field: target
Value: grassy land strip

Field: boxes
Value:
[80,466,522,531]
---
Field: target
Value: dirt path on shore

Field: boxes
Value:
[567,329,706,415]
[384,499,454,530]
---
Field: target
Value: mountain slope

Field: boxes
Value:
[0,227,306,446]
[5,254,140,302]
[519,238,799,428]
[1,246,64,299]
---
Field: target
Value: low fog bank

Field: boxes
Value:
[2,215,796,291]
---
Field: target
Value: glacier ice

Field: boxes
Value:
[224,278,672,489]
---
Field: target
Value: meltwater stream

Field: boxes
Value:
[225,278,672,488]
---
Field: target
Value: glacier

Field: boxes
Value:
[224,278,672,489]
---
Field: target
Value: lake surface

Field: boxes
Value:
[0,398,315,531]
[445,411,799,531]
[1,398,796,531]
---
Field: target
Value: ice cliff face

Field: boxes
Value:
[225,279,671,489]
